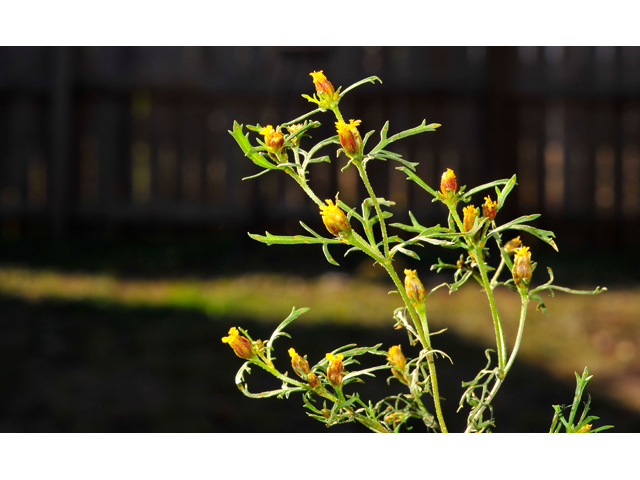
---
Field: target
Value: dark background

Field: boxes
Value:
[1,46,639,432]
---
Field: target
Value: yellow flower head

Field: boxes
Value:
[259,124,284,152]
[325,352,345,386]
[483,196,498,221]
[319,199,351,237]
[335,119,363,157]
[288,347,310,378]
[387,345,407,384]
[463,204,479,233]
[222,327,254,359]
[310,70,335,99]
[440,168,457,196]
[514,245,531,260]
[512,246,532,288]
[404,269,426,309]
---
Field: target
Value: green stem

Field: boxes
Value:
[475,243,507,372]
[385,266,448,433]
[504,292,529,374]
[464,291,529,432]
[290,172,323,206]
[356,161,391,259]
[490,256,506,288]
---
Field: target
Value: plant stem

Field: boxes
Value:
[464,291,529,432]
[475,243,507,372]
[356,162,391,259]
[504,292,529,374]
[385,266,448,433]
[291,172,323,206]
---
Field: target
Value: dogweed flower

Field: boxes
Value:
[306,372,320,389]
[483,196,497,221]
[440,168,457,196]
[289,347,311,378]
[462,204,479,233]
[504,236,522,255]
[326,353,344,386]
[512,246,532,289]
[404,269,426,311]
[221,327,255,359]
[310,70,336,100]
[286,123,303,146]
[259,125,284,157]
[335,119,363,157]
[319,199,351,238]
[387,345,407,384]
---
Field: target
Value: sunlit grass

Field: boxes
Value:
[0,266,639,412]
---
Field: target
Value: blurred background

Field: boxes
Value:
[1,46,639,432]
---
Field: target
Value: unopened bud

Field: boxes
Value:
[387,345,407,384]
[310,70,336,100]
[504,236,522,255]
[221,327,255,360]
[512,246,532,288]
[335,119,363,157]
[259,125,284,155]
[319,199,352,238]
[286,123,303,146]
[404,269,426,310]
[462,204,479,233]
[307,372,320,389]
[288,348,311,378]
[325,353,344,387]
[440,168,457,197]
[483,195,497,221]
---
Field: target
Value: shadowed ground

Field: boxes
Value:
[0,296,637,433]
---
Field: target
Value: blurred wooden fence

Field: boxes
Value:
[1,46,639,245]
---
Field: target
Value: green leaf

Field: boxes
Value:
[396,166,439,198]
[249,231,340,246]
[266,306,310,351]
[339,76,382,97]
[489,215,559,251]
[241,169,272,181]
[393,247,421,260]
[323,243,340,266]
[368,120,441,160]
[461,178,510,201]
[304,135,340,163]
[229,121,276,170]
[496,175,517,210]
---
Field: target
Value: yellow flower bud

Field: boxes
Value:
[319,199,352,238]
[221,327,255,360]
[335,119,363,157]
[440,168,457,197]
[310,70,336,100]
[512,246,532,288]
[503,236,522,255]
[259,125,284,155]
[482,195,497,221]
[387,345,407,384]
[325,352,344,386]
[307,372,320,389]
[286,123,303,146]
[404,269,426,310]
[288,347,311,378]
[462,204,479,233]
[576,424,592,433]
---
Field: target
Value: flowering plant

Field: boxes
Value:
[226,71,610,432]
